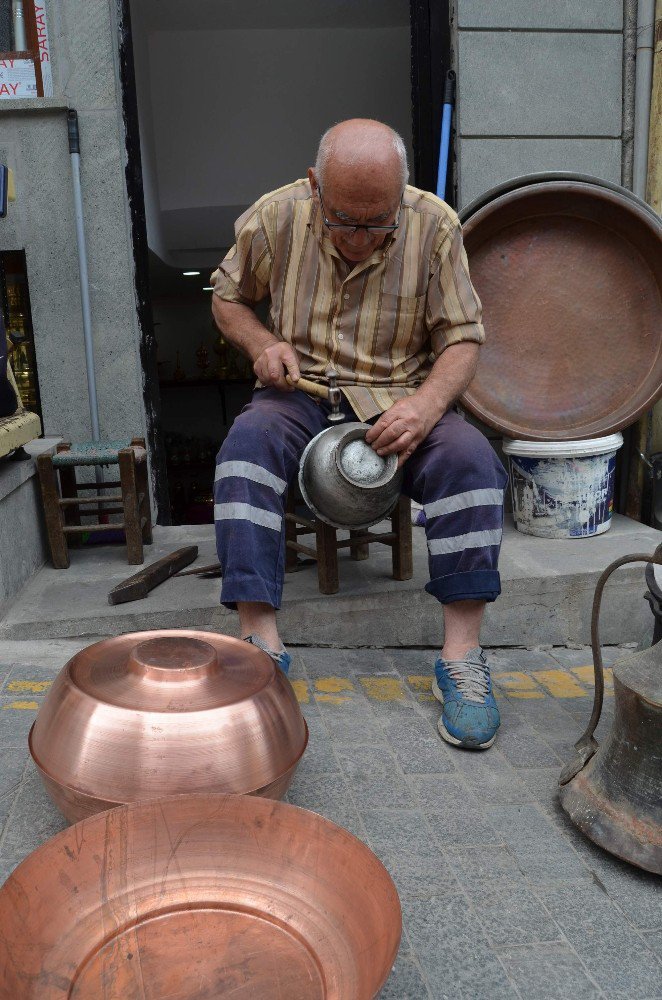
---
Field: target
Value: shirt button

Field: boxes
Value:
[338,333,344,340]
[343,293,350,300]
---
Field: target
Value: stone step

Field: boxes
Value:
[0,516,660,647]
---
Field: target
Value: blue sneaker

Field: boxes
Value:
[244,634,291,675]
[432,647,500,749]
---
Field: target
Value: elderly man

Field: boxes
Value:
[211,119,508,750]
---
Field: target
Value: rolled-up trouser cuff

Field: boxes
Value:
[425,570,501,605]
[221,577,280,612]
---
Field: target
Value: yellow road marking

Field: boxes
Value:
[3,700,38,710]
[492,671,545,698]
[315,694,352,705]
[533,669,587,698]
[407,675,432,692]
[570,666,614,691]
[406,675,435,701]
[290,680,309,704]
[359,677,406,702]
[6,680,52,694]
[303,664,614,707]
[315,677,355,694]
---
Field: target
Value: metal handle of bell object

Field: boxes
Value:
[559,541,662,786]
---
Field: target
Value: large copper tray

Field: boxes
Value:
[0,793,402,999]
[29,631,308,823]
[460,180,662,440]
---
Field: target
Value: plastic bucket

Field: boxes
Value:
[502,433,623,538]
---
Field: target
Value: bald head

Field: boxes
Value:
[314,119,409,198]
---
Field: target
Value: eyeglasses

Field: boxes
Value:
[318,187,402,237]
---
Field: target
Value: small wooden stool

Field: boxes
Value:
[37,438,152,569]
[285,490,413,595]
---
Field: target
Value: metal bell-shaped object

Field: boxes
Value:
[559,548,662,874]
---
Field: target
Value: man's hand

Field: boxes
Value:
[254,342,301,391]
[365,395,441,467]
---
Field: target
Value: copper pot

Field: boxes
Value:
[0,793,402,999]
[29,631,308,823]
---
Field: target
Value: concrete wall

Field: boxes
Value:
[455,1,626,208]
[0,0,147,444]
[0,439,58,613]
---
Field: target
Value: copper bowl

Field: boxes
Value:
[0,793,402,999]
[29,631,308,823]
[460,179,662,440]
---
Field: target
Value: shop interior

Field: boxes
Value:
[129,0,414,523]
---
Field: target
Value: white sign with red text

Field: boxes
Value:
[0,59,37,99]
[34,3,52,97]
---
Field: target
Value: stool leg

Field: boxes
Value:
[349,530,369,560]
[130,439,152,544]
[315,520,339,594]
[285,491,299,572]
[135,457,153,544]
[58,466,82,547]
[118,449,144,565]
[37,455,70,569]
[391,495,413,581]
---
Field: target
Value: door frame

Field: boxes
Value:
[115,0,171,523]
[409,0,454,204]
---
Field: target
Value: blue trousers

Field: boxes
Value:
[214,388,508,610]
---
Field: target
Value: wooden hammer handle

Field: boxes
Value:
[286,375,330,399]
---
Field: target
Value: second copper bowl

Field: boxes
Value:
[29,630,308,823]
[0,793,402,999]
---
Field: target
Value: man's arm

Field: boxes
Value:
[212,298,300,392]
[365,341,479,466]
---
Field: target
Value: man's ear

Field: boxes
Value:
[307,167,318,195]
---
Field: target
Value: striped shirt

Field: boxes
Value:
[211,178,484,421]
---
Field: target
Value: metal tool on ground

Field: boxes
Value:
[174,560,222,578]
[286,367,344,423]
[558,543,662,874]
[107,545,198,604]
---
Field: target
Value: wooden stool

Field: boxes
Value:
[37,438,152,569]
[285,489,413,595]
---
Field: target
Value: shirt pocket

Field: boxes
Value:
[375,292,428,361]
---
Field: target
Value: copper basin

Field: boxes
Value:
[29,631,308,823]
[460,180,662,440]
[0,793,402,999]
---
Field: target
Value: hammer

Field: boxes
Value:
[286,368,344,423]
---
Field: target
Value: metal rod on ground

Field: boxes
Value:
[435,71,456,201]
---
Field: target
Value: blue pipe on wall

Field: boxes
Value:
[436,71,456,202]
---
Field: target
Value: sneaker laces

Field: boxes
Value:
[443,650,490,704]
[244,633,285,661]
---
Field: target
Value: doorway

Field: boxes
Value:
[127,0,418,524]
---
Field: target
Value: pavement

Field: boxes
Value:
[0,640,660,999]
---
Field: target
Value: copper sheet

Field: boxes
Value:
[460,181,662,440]
[29,631,308,823]
[0,793,402,999]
